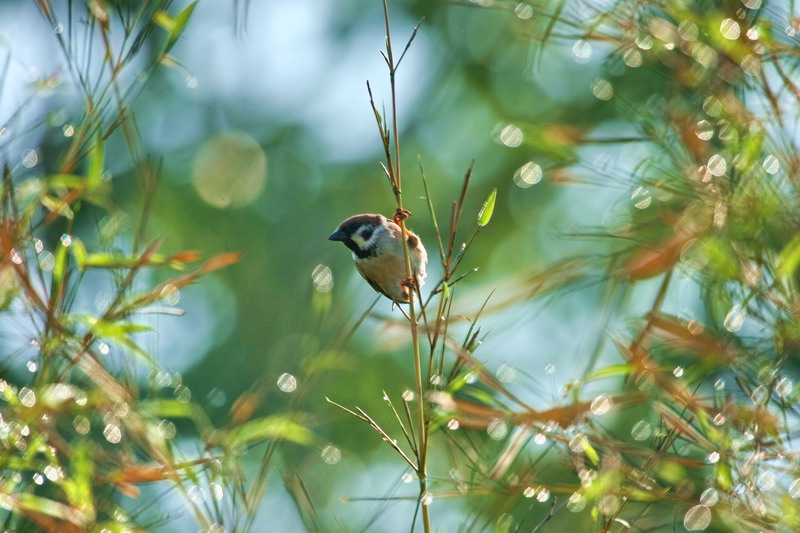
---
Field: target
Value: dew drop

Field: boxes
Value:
[742,0,761,7]
[533,433,546,445]
[98,342,110,355]
[567,493,586,512]
[707,154,727,177]
[756,471,775,491]
[420,491,433,506]
[788,478,800,498]
[103,423,122,444]
[321,445,341,464]
[401,472,414,483]
[695,120,714,140]
[10,249,22,264]
[38,251,55,272]
[591,78,614,100]
[21,149,39,168]
[634,371,655,391]
[63,124,74,137]
[700,488,718,506]
[33,239,44,253]
[402,389,415,402]
[26,360,38,373]
[514,3,533,20]
[160,284,180,305]
[750,385,767,405]
[723,305,744,332]
[487,419,508,440]
[536,488,550,502]
[73,416,90,434]
[762,155,780,175]
[185,75,199,89]
[429,374,442,386]
[174,385,192,402]
[713,413,726,425]
[590,394,611,415]
[189,485,207,504]
[684,504,711,530]
[44,465,63,482]
[544,363,555,375]
[158,420,176,439]
[707,451,720,464]
[277,373,297,393]
[673,366,685,378]
[631,187,651,209]
[572,40,592,61]
[631,420,651,441]
[32,473,44,485]
[523,486,536,498]
[498,124,523,148]
[775,377,793,398]
[311,264,333,292]
[447,419,460,430]
[569,433,588,453]
[206,388,226,408]
[513,161,542,188]
[496,363,517,383]
[714,378,726,391]
[720,18,741,40]
[19,388,36,407]
[210,483,224,501]
[623,48,642,68]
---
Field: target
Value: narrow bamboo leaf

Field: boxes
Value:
[582,439,600,465]
[87,133,104,190]
[170,2,198,43]
[584,364,636,382]
[477,188,497,227]
[777,232,800,282]
[225,415,315,448]
[61,441,94,519]
[52,243,69,288]
[70,238,88,269]
[152,10,175,32]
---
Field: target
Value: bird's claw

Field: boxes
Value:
[401,277,418,290]
[393,208,412,225]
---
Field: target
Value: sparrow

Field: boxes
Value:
[329,213,427,303]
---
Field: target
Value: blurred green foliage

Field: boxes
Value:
[2,0,800,532]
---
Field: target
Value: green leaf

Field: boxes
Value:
[477,188,497,227]
[87,133,104,190]
[62,440,94,519]
[584,364,636,382]
[70,238,88,269]
[442,280,451,299]
[777,232,800,283]
[582,438,600,465]
[225,415,315,448]
[715,461,732,490]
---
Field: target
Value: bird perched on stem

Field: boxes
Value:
[329,211,427,303]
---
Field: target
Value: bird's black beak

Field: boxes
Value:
[328,229,347,242]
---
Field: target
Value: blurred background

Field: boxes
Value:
[3,0,799,531]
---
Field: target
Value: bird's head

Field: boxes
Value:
[328,214,386,259]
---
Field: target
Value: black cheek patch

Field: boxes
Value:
[407,234,419,247]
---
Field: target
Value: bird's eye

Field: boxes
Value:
[361,227,374,241]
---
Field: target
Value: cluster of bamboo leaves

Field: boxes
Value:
[1,3,314,532]
[320,1,800,532]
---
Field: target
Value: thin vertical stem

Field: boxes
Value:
[380,1,429,531]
